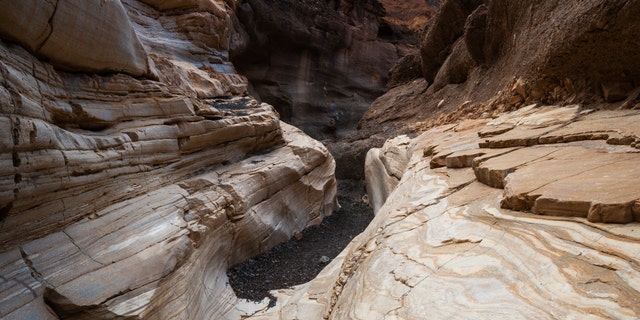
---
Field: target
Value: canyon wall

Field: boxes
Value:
[2,0,640,319]
[333,0,640,180]
[246,0,640,318]
[0,0,337,319]
[360,0,640,133]
[232,0,429,140]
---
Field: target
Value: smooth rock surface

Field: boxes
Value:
[364,135,412,214]
[251,105,640,319]
[0,1,338,319]
[0,0,152,76]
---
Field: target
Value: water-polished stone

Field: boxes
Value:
[252,106,640,319]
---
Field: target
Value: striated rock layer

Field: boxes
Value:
[250,105,640,319]
[0,0,337,319]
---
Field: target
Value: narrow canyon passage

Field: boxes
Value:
[227,180,373,304]
[2,0,640,319]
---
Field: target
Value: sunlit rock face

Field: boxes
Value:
[0,1,337,319]
[250,105,640,319]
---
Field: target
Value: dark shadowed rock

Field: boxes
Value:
[431,37,476,92]
[464,4,488,64]
[362,0,640,132]
[387,53,424,88]
[232,0,425,140]
[420,0,485,84]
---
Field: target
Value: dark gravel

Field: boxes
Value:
[226,180,373,304]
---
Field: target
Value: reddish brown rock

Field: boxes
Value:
[387,53,423,88]
[360,0,640,135]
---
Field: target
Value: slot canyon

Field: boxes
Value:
[1,0,639,319]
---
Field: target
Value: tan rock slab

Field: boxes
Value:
[539,110,640,146]
[444,147,519,168]
[501,148,640,223]
[479,105,581,147]
[422,119,487,168]
[473,146,561,188]
[252,107,640,320]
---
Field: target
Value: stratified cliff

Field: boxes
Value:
[0,1,336,319]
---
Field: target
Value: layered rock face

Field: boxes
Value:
[240,0,640,318]
[232,0,425,140]
[249,105,640,319]
[0,0,337,319]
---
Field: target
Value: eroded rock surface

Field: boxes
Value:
[360,0,640,137]
[232,0,428,140]
[0,1,337,319]
[251,105,640,319]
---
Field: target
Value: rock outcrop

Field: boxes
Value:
[0,0,337,319]
[332,0,640,182]
[232,0,428,140]
[360,0,640,133]
[249,105,640,319]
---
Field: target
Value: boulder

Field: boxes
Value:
[0,0,151,76]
